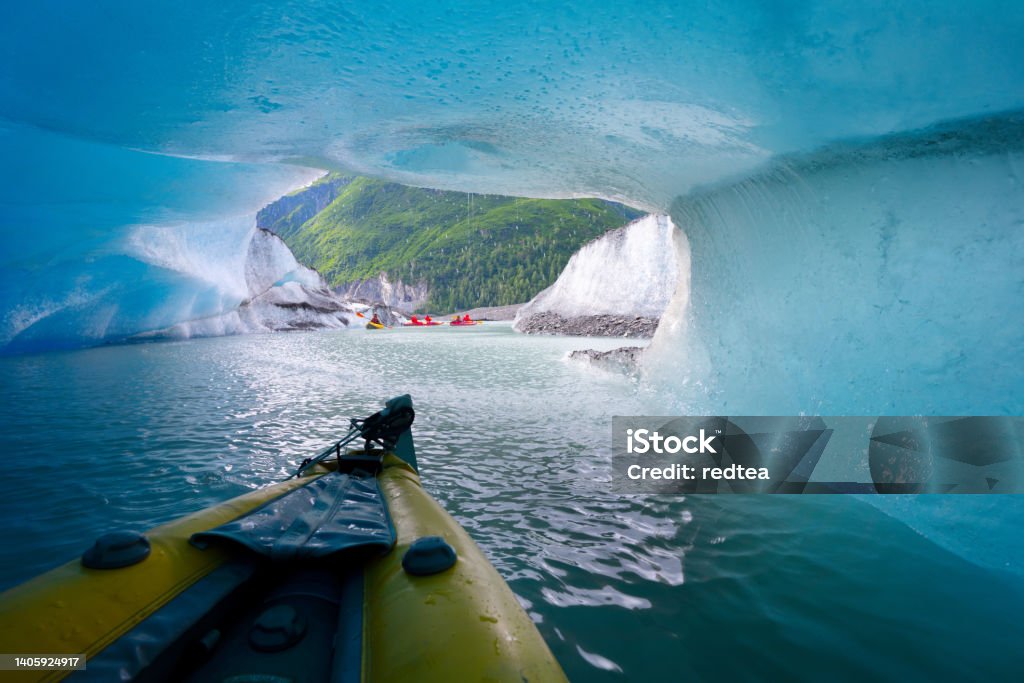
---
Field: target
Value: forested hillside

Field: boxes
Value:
[257,174,643,312]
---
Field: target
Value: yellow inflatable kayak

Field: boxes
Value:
[0,396,567,682]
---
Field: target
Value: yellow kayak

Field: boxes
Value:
[0,396,567,683]
[365,321,384,329]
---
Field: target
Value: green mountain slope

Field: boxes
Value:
[258,174,643,312]
[255,174,352,240]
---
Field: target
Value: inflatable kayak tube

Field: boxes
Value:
[365,321,384,329]
[0,396,567,683]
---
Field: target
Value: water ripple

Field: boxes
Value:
[2,326,1022,682]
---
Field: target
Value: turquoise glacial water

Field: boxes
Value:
[1,324,1022,681]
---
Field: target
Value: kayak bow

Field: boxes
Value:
[0,396,567,683]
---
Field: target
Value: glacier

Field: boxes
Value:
[0,0,1022,419]
[3,1,1023,207]
[333,273,430,315]
[645,112,1024,415]
[134,228,364,341]
[0,122,337,351]
[514,214,684,336]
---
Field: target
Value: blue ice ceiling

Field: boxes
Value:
[3,0,1022,204]
[1,1,1022,413]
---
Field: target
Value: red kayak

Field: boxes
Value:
[403,316,443,327]
[449,320,482,326]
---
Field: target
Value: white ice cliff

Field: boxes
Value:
[137,228,361,341]
[333,274,430,314]
[514,214,683,329]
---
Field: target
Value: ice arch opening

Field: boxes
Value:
[0,0,1021,420]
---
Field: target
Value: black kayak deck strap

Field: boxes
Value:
[192,472,395,561]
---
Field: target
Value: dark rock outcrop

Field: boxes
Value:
[568,346,644,371]
[515,312,658,338]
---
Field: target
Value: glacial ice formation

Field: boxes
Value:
[0,0,1022,419]
[514,214,684,336]
[334,274,430,314]
[0,121,334,352]
[517,214,682,321]
[644,113,1024,415]
[138,229,362,341]
[3,1,1023,208]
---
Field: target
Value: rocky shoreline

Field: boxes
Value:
[447,303,524,321]
[514,312,659,338]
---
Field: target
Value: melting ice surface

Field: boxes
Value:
[1,0,1021,410]
[646,115,1024,415]
[516,214,683,321]
[0,123,323,351]
[3,1,1023,205]
[1,0,1024,627]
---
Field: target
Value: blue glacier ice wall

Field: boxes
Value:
[646,113,1024,415]
[0,123,320,352]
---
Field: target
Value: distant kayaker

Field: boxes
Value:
[425,315,433,323]
[463,314,472,322]
[410,315,420,325]
[370,313,381,325]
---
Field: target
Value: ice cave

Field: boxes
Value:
[1,0,1022,414]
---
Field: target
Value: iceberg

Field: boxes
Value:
[645,113,1024,415]
[136,228,362,341]
[514,214,684,336]
[0,0,1020,419]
